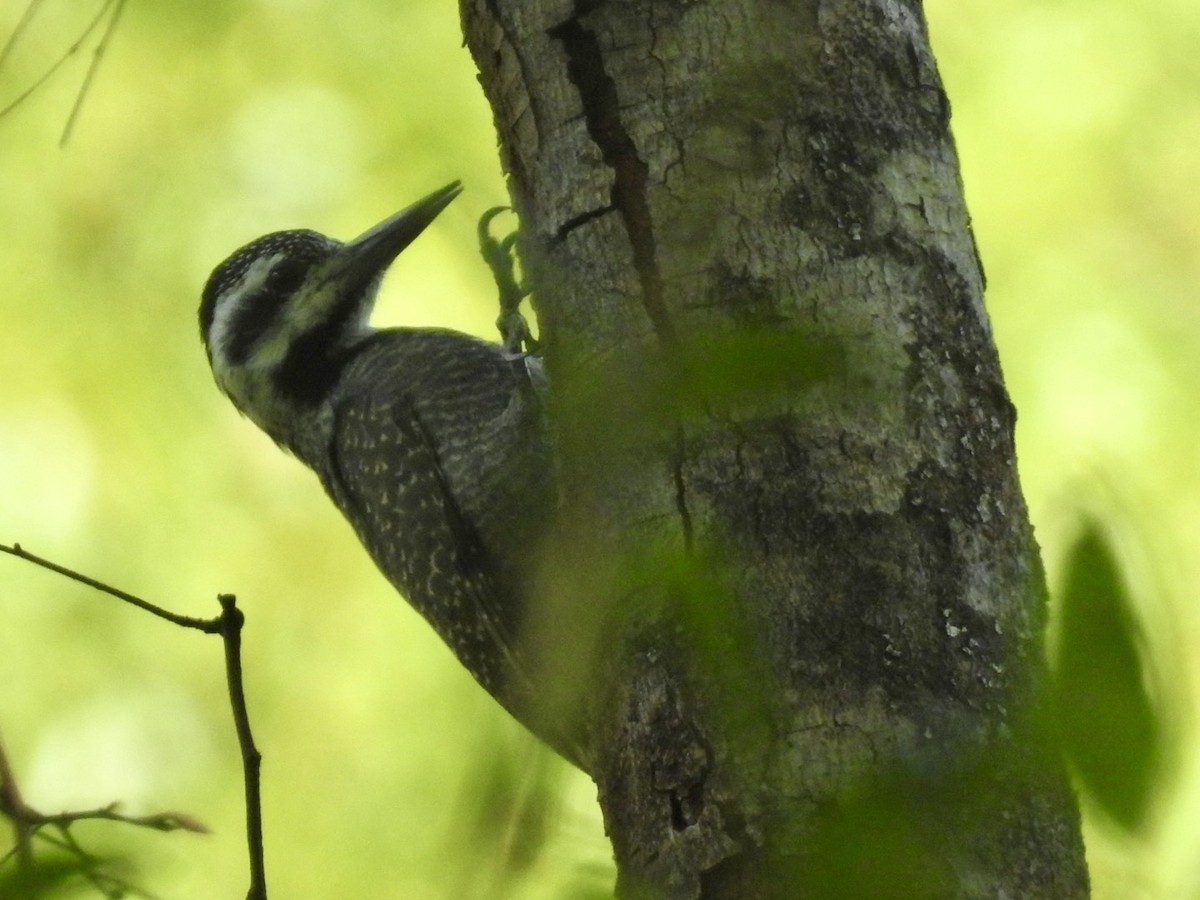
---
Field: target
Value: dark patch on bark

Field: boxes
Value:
[685,420,1016,720]
[900,241,1019,538]
[782,110,898,259]
[819,2,952,138]
[699,263,786,326]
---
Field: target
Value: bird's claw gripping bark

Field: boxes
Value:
[479,206,538,357]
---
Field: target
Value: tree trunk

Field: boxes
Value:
[460,0,1090,897]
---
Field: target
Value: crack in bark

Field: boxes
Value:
[553,203,617,243]
[671,428,694,553]
[549,9,677,347]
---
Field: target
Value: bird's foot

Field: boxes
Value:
[479,206,539,356]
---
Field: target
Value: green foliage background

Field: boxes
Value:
[0,0,1195,897]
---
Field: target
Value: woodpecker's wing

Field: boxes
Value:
[322,390,529,701]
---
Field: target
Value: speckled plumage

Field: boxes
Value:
[200,184,559,750]
[319,329,553,698]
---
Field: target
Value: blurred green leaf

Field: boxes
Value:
[441,736,566,900]
[610,538,777,754]
[673,329,849,411]
[1051,523,1160,830]
[554,328,852,466]
[0,837,144,900]
[797,783,952,900]
[0,850,91,899]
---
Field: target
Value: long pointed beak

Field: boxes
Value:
[325,180,463,296]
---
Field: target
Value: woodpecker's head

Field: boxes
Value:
[200,181,462,441]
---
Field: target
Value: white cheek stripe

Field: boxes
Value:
[208,253,284,373]
[210,253,348,374]
[207,252,374,428]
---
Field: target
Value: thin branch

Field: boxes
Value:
[60,0,127,147]
[218,594,267,900]
[0,0,46,71]
[0,726,205,900]
[0,0,119,126]
[0,542,220,632]
[1,734,212,840]
[23,803,208,835]
[1,545,269,898]
[0,729,33,872]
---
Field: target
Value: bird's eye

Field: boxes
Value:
[267,259,309,295]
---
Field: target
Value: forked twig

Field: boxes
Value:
[0,0,128,146]
[0,542,268,899]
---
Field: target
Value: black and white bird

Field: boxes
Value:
[199,183,561,753]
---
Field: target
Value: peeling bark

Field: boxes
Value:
[460,0,1089,896]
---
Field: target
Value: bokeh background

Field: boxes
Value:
[0,0,1195,897]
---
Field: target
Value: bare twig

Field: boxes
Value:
[217,594,266,900]
[0,728,34,871]
[0,0,125,142]
[60,0,127,147]
[0,542,220,632]
[1,543,269,898]
[0,0,46,71]
[13,801,209,834]
[0,726,204,900]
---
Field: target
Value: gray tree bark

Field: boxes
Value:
[460,0,1090,897]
